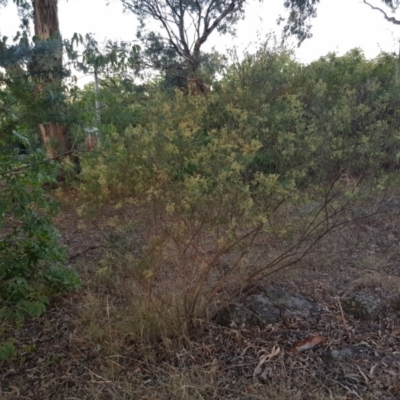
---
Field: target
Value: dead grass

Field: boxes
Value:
[1,188,400,399]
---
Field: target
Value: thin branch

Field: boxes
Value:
[122,0,184,57]
[363,0,400,25]
[176,0,191,57]
[0,149,76,177]
[194,0,203,39]
[194,0,239,58]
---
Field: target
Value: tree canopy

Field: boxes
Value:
[282,0,400,42]
[119,0,339,88]
[120,0,248,88]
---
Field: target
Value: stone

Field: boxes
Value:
[214,286,316,328]
[341,294,382,320]
[261,287,315,312]
[213,304,265,328]
[243,294,281,324]
[324,347,366,362]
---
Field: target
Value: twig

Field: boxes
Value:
[0,149,76,177]
[336,296,351,338]
[84,366,112,383]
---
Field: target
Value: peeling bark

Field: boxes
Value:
[38,123,69,159]
[32,0,71,161]
[33,0,60,39]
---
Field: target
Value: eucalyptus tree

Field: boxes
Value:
[32,0,70,159]
[361,0,400,24]
[120,0,350,91]
[120,0,249,91]
[282,0,400,41]
[0,0,71,160]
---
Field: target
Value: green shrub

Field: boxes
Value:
[0,140,81,359]
[78,87,382,339]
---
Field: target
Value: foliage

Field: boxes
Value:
[78,55,385,336]
[70,78,144,134]
[121,0,246,82]
[221,44,400,180]
[0,340,16,361]
[300,49,400,176]
[281,0,400,42]
[0,32,72,148]
[67,33,141,79]
[2,0,399,361]
[0,26,142,163]
[0,136,81,359]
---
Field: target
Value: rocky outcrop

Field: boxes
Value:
[214,281,393,328]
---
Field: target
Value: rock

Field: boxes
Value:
[328,348,359,360]
[341,294,382,320]
[261,287,315,312]
[243,295,281,324]
[324,346,367,362]
[213,304,265,328]
[214,286,316,328]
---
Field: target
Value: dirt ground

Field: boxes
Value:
[1,194,400,400]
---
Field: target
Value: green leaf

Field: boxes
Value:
[0,342,16,362]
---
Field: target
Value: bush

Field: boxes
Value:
[0,140,81,359]
[79,87,382,340]
[221,45,400,181]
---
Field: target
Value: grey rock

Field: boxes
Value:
[261,287,315,312]
[324,347,366,361]
[213,304,265,327]
[341,294,382,320]
[243,294,281,323]
[214,286,315,328]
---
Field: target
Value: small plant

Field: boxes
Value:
[0,340,16,362]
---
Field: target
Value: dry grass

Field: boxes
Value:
[1,188,400,399]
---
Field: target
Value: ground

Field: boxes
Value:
[1,193,400,400]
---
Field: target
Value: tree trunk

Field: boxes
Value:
[33,0,60,40]
[32,0,70,161]
[38,123,69,159]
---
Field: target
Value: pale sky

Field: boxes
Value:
[1,0,400,79]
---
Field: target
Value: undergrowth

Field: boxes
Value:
[0,141,81,360]
[76,88,387,356]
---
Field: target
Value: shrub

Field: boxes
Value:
[0,139,81,359]
[79,87,382,341]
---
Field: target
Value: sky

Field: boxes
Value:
[1,0,400,83]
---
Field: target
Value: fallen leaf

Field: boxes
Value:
[290,335,325,353]
[254,345,280,375]
[369,363,379,378]
[357,365,370,385]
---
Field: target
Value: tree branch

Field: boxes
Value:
[122,0,245,76]
[176,0,191,57]
[363,0,400,25]
[194,0,238,59]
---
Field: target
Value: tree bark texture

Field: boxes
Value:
[33,0,60,39]
[32,0,70,160]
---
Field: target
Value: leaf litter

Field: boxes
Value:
[1,198,400,399]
